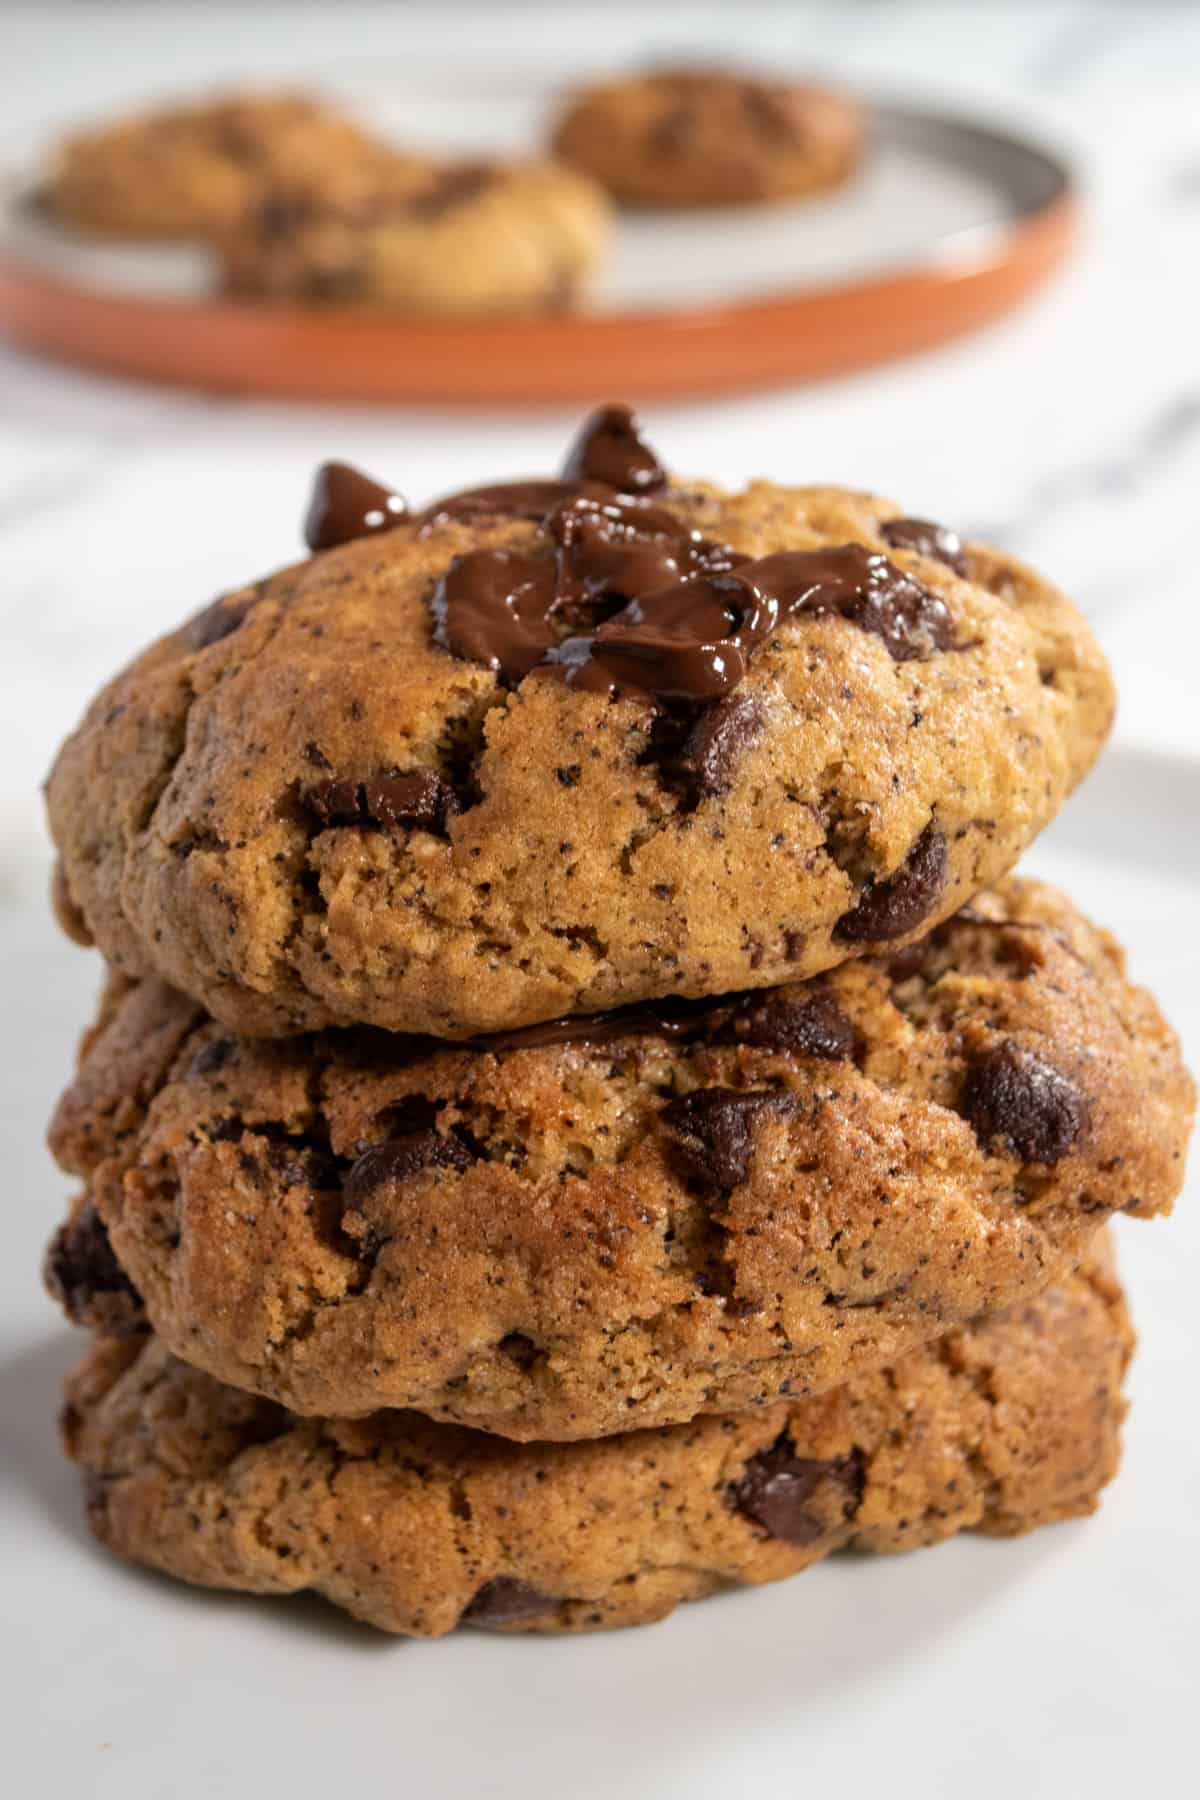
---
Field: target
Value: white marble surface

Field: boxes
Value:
[2,7,1199,1797]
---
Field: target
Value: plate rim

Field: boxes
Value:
[0,98,1078,404]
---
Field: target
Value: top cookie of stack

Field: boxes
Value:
[46,407,1114,1041]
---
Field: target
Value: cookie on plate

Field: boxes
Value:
[42,91,398,240]
[45,407,1116,1041]
[551,68,863,208]
[218,158,612,313]
[47,880,1191,1438]
[60,1252,1132,1636]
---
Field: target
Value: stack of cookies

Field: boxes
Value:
[42,407,1194,1637]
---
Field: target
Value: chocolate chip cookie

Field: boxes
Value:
[551,69,863,209]
[218,158,612,314]
[46,408,1115,1042]
[59,1252,1132,1636]
[47,880,1191,1438]
[43,91,400,240]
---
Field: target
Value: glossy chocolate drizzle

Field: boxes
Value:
[476,982,857,1061]
[543,541,954,704]
[431,487,739,686]
[300,406,958,708]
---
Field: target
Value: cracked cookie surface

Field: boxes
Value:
[43,91,401,240]
[60,1251,1132,1635]
[47,880,1191,1437]
[551,69,863,209]
[45,410,1115,1041]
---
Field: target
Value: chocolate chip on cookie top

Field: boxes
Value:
[305,462,408,551]
[308,404,956,704]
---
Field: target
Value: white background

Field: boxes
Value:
[1,4,1198,1796]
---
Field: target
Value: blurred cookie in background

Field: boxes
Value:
[551,67,864,209]
[42,90,401,240]
[219,157,613,314]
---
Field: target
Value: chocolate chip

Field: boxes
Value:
[744,545,956,664]
[880,516,968,577]
[740,82,804,144]
[547,541,954,707]
[715,987,856,1059]
[44,1205,144,1336]
[886,935,935,981]
[461,1577,556,1628]
[431,549,560,682]
[300,266,366,304]
[834,824,948,942]
[187,596,253,650]
[344,1130,473,1205]
[958,1040,1085,1166]
[663,1088,796,1190]
[304,461,407,552]
[299,771,456,835]
[191,1036,235,1076]
[83,1471,114,1532]
[650,105,694,155]
[560,403,667,494]
[257,193,310,242]
[732,1435,865,1544]
[406,162,496,220]
[664,693,764,804]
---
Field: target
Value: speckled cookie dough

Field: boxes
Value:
[42,91,401,240]
[60,1251,1132,1636]
[551,68,863,208]
[218,158,612,314]
[47,880,1191,1438]
[45,408,1116,1042]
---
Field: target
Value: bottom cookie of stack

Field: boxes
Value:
[61,1249,1131,1637]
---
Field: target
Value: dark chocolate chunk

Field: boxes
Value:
[430,550,560,682]
[300,770,456,835]
[257,192,310,242]
[886,935,936,981]
[187,595,253,650]
[345,1130,473,1205]
[191,1036,235,1076]
[406,163,496,221]
[650,105,694,155]
[83,1471,113,1532]
[740,81,805,143]
[478,1001,704,1054]
[420,416,957,710]
[881,516,968,577]
[732,1435,865,1544]
[714,987,856,1060]
[663,1087,796,1190]
[958,1039,1086,1166]
[561,403,667,494]
[834,824,948,942]
[461,1577,556,1628]
[44,1205,145,1336]
[738,545,956,664]
[547,542,954,705]
[421,480,597,528]
[664,693,765,803]
[304,461,407,552]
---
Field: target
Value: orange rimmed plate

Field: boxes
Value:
[0,98,1076,404]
